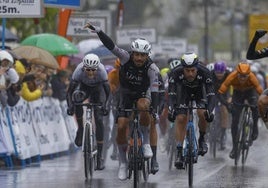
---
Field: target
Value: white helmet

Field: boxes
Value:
[181,52,199,67]
[131,38,151,54]
[0,50,14,65]
[206,63,214,71]
[83,53,100,69]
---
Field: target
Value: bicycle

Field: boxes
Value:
[75,102,102,179]
[233,102,254,166]
[120,103,152,188]
[176,100,203,187]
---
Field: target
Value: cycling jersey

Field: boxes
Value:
[168,64,216,114]
[96,30,159,116]
[218,71,263,95]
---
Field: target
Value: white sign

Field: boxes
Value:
[116,28,156,45]
[67,11,112,37]
[157,37,187,57]
[0,0,43,18]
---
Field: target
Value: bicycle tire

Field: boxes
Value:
[235,108,246,166]
[242,109,252,166]
[84,123,93,179]
[187,126,194,187]
[133,129,139,188]
[142,158,150,182]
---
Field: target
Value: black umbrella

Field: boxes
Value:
[0,25,19,42]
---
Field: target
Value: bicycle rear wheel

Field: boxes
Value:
[187,127,194,187]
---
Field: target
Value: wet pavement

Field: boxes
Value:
[1,122,268,188]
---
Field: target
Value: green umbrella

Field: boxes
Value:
[21,33,79,56]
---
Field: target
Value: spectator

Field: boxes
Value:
[51,70,69,101]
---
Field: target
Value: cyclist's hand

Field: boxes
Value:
[254,29,267,39]
[168,106,176,122]
[67,105,74,116]
[204,110,214,123]
[84,23,101,33]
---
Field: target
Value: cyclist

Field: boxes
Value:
[246,30,268,60]
[66,53,110,170]
[168,52,215,169]
[210,61,231,150]
[218,62,263,159]
[84,23,159,180]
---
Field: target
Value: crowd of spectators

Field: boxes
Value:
[0,49,71,109]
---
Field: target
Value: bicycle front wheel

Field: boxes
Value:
[187,127,194,187]
[84,123,95,179]
[235,108,245,166]
[133,129,140,188]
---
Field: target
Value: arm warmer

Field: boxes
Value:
[97,31,115,50]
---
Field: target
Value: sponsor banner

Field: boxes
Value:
[0,108,9,154]
[0,108,14,155]
[42,97,70,152]
[9,98,40,159]
[29,98,56,155]
[60,100,77,143]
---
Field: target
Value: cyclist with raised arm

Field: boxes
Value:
[66,53,110,170]
[218,62,263,159]
[168,52,216,169]
[246,29,268,127]
[210,61,231,150]
[84,23,159,180]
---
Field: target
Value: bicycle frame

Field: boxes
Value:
[121,104,152,188]
[75,102,102,179]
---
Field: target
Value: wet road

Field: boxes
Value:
[1,123,268,188]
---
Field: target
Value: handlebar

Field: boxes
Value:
[74,102,103,108]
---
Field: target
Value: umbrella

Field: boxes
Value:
[21,33,79,56]
[12,46,59,69]
[0,25,19,42]
[86,45,116,59]
[77,39,102,55]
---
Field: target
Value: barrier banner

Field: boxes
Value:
[0,108,14,154]
[60,100,77,143]
[42,97,70,152]
[29,98,56,155]
[0,109,9,154]
[9,98,40,159]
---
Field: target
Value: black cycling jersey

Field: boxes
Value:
[168,64,216,113]
[119,57,152,94]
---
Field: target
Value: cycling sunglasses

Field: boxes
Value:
[238,73,249,78]
[84,68,98,72]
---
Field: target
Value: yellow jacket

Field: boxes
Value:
[20,82,42,101]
